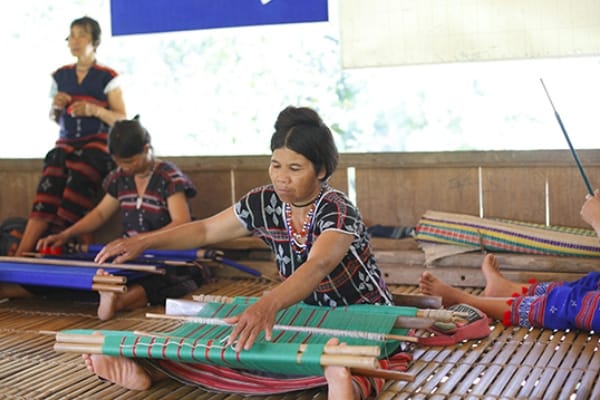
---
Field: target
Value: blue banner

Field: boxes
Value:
[110,0,329,36]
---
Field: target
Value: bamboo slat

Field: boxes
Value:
[0,279,598,399]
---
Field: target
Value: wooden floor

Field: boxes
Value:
[1,278,599,400]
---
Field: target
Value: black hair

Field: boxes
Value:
[69,16,102,48]
[108,115,151,158]
[270,106,338,181]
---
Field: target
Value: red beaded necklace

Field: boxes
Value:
[284,188,322,252]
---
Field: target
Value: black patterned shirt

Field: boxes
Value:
[234,184,392,307]
[104,161,196,237]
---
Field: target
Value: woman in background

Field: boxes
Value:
[16,16,126,256]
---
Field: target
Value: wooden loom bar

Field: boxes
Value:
[351,367,414,381]
[91,283,127,293]
[0,256,165,274]
[54,333,383,371]
[298,343,380,357]
[191,294,464,325]
[53,333,415,381]
[72,245,268,279]
[145,312,419,343]
[92,275,127,284]
[318,354,378,369]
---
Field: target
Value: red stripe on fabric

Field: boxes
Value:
[64,160,103,184]
[62,188,96,209]
[204,339,213,362]
[177,338,185,361]
[191,338,200,361]
[119,337,127,357]
[54,143,75,153]
[576,292,600,330]
[41,166,66,177]
[55,132,109,147]
[156,360,327,395]
[147,337,155,358]
[132,336,140,358]
[82,140,109,153]
[274,307,304,343]
[33,194,62,206]
[161,338,169,359]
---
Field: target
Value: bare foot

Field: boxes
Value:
[0,283,33,299]
[323,338,358,400]
[82,353,152,391]
[481,254,526,297]
[96,269,119,321]
[419,271,473,308]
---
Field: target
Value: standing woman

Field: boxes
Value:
[37,117,206,320]
[15,16,126,256]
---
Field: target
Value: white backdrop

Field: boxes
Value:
[340,0,600,68]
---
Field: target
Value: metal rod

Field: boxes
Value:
[540,78,594,195]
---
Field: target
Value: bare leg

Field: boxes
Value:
[97,269,148,321]
[481,254,528,297]
[419,271,511,321]
[82,353,154,391]
[0,283,34,299]
[15,217,49,257]
[323,338,359,400]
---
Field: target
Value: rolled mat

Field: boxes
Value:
[415,210,600,260]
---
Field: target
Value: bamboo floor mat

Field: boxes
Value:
[0,279,599,399]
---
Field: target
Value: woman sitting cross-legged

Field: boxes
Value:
[83,105,405,399]
[33,117,208,320]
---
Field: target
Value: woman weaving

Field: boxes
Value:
[88,106,398,399]
[33,117,207,320]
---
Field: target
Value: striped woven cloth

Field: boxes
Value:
[415,210,600,258]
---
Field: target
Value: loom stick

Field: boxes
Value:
[392,293,442,309]
[91,283,127,293]
[55,332,105,344]
[394,316,435,329]
[72,244,267,280]
[145,312,418,343]
[54,342,102,354]
[416,309,469,322]
[186,296,441,328]
[53,334,381,370]
[192,294,234,303]
[351,367,414,381]
[0,256,165,275]
[92,275,127,284]
[540,78,594,195]
[318,354,378,369]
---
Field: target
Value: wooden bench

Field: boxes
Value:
[2,149,600,285]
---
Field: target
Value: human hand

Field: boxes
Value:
[52,92,72,110]
[224,298,278,352]
[94,237,145,264]
[67,100,100,118]
[580,189,600,232]
[36,233,69,252]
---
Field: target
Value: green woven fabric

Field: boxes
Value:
[62,301,413,376]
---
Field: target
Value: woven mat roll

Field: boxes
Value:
[415,210,600,263]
